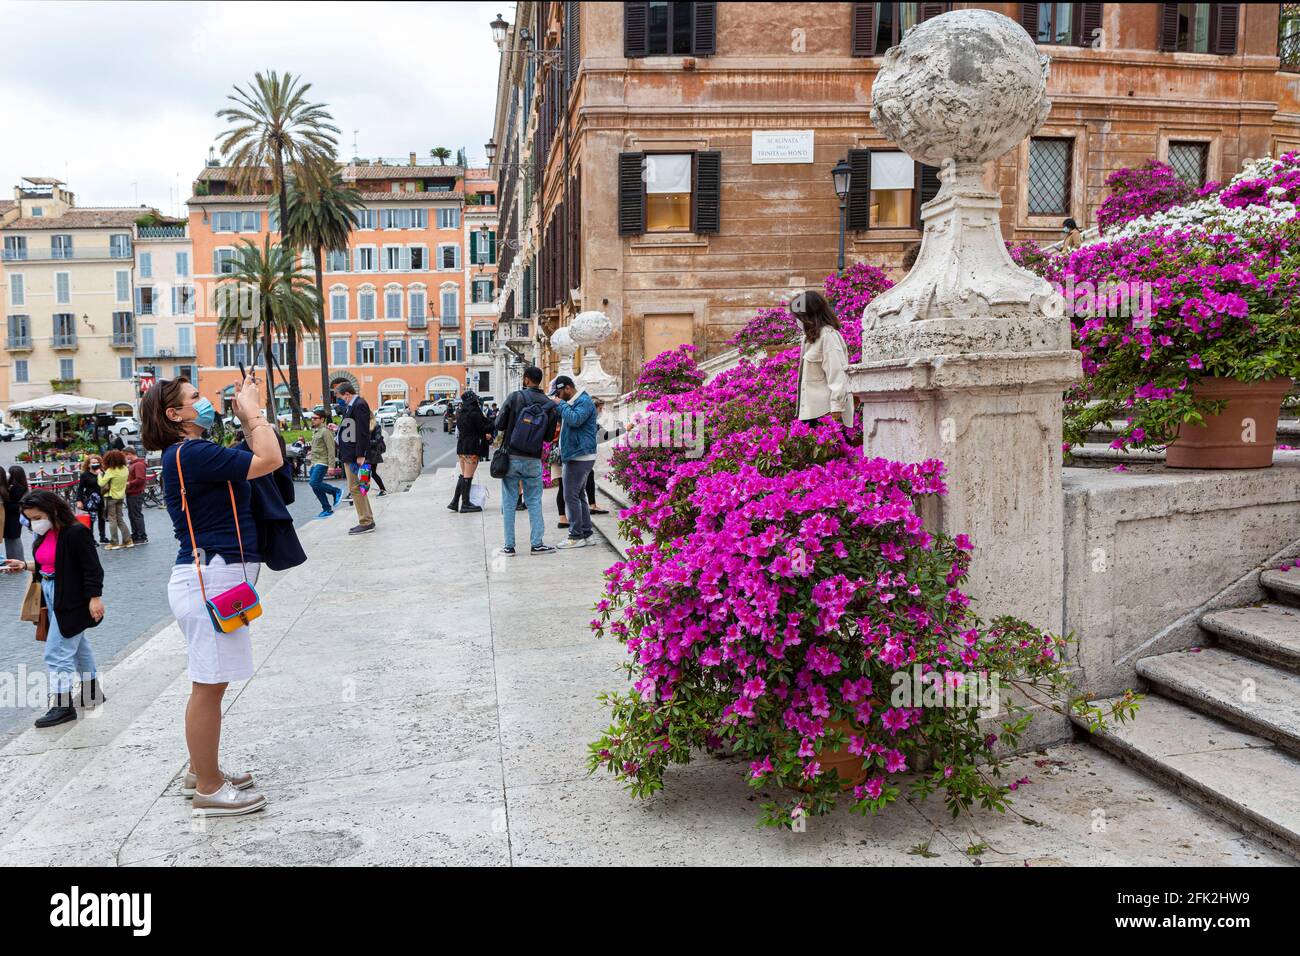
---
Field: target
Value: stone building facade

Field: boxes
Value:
[489,1,1300,392]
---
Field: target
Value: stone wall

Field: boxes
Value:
[1062,458,1300,697]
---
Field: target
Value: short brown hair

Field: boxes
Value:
[102,449,127,469]
[140,378,190,451]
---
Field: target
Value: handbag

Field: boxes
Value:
[490,447,511,479]
[175,442,263,634]
[35,607,48,642]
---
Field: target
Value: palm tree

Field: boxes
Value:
[215,71,339,405]
[276,174,365,424]
[430,147,452,165]
[215,238,319,421]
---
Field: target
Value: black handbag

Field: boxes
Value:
[490,447,511,479]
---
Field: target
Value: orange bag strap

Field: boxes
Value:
[174,440,250,604]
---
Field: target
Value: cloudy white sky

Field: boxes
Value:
[0,0,511,215]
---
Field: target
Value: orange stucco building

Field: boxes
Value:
[188,157,472,413]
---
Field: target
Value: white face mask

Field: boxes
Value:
[30,518,52,535]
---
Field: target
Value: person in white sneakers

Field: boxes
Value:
[141,372,281,818]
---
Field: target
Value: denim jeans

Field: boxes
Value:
[309,464,341,511]
[501,456,544,549]
[562,459,596,540]
[41,576,97,694]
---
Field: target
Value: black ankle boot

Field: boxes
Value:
[79,678,106,709]
[459,478,483,513]
[35,692,77,728]
[447,475,464,511]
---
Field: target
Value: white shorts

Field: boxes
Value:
[167,555,261,685]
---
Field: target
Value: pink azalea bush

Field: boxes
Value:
[1096,160,1196,233]
[630,343,706,402]
[594,267,1136,827]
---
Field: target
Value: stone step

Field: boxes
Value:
[1078,695,1300,858]
[1262,567,1300,606]
[1137,647,1300,757]
[589,487,630,561]
[1200,603,1300,674]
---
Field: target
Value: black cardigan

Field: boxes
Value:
[456,404,495,457]
[31,522,104,637]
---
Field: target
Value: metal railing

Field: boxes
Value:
[111,333,135,347]
[50,334,78,348]
[408,316,428,329]
[2,247,133,262]
[136,226,186,239]
[5,335,32,350]
[440,315,460,328]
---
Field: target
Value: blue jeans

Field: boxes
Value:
[562,459,596,540]
[501,456,544,549]
[41,576,97,694]
[309,464,340,511]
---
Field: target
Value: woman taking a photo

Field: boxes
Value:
[448,390,492,514]
[98,449,131,550]
[793,290,855,428]
[141,372,281,818]
[1,490,105,728]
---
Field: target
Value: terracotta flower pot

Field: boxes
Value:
[800,719,869,792]
[1166,376,1293,470]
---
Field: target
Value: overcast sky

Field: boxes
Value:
[0,0,510,216]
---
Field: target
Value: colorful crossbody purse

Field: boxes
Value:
[175,442,263,634]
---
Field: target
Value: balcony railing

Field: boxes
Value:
[138,345,195,359]
[505,322,531,341]
[111,332,135,348]
[5,335,32,350]
[2,247,133,262]
[407,315,428,329]
[137,225,186,239]
[50,333,78,349]
[440,315,460,328]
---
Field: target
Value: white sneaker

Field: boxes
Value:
[191,780,267,817]
[182,766,255,798]
[556,537,589,550]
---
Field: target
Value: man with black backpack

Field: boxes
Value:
[493,366,558,556]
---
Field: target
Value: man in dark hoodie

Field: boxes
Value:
[493,366,558,556]
[332,379,375,535]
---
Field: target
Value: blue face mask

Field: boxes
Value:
[192,397,216,430]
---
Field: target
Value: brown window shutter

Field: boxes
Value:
[1157,2,1179,51]
[911,163,942,231]
[851,3,876,56]
[618,152,646,236]
[846,149,872,230]
[918,2,949,22]
[1074,3,1103,47]
[1212,3,1239,55]
[693,1,717,55]
[566,2,581,85]
[1020,3,1040,39]
[625,2,648,58]
[692,150,722,234]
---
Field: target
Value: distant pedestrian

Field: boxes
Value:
[142,372,280,818]
[548,375,599,550]
[793,290,854,428]
[75,455,107,544]
[98,450,131,550]
[449,390,492,514]
[2,490,105,728]
[308,410,343,517]
[108,431,126,452]
[124,447,149,544]
[1,466,25,560]
[369,421,388,496]
[1062,217,1083,250]
[494,365,558,556]
[332,379,376,535]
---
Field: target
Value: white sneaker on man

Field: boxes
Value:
[556,537,589,550]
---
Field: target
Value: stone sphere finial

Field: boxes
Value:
[550,325,577,358]
[569,310,613,347]
[870,8,1050,170]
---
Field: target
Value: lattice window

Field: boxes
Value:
[1027,137,1073,216]
[1167,141,1208,187]
[1281,3,1300,72]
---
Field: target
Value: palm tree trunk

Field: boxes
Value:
[272,149,289,423]
[314,243,331,419]
[286,323,303,428]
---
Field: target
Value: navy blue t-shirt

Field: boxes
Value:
[162,439,260,567]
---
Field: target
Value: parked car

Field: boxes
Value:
[0,423,28,442]
[375,399,410,427]
[416,399,448,416]
[106,417,140,439]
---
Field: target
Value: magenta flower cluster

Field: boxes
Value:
[1095,160,1196,233]
[630,343,706,402]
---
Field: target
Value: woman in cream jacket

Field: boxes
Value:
[793,290,855,427]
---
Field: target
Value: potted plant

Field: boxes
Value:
[1057,225,1299,469]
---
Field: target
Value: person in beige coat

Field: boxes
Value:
[793,290,855,427]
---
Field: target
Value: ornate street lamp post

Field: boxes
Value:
[831,158,852,275]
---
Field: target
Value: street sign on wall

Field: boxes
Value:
[752,130,815,164]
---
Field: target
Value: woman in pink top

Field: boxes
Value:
[1,490,105,728]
